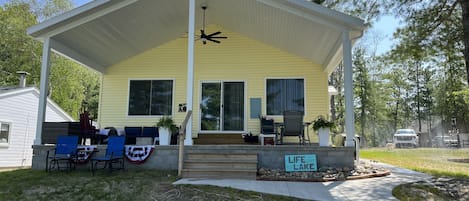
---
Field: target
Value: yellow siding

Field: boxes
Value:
[98,25,329,142]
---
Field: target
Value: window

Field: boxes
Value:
[128,80,173,116]
[0,122,11,144]
[266,79,304,115]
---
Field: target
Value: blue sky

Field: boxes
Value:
[4,0,400,56]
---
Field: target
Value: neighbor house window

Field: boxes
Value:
[266,79,304,115]
[128,80,173,116]
[0,122,11,144]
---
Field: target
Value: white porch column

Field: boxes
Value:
[34,37,52,145]
[342,31,355,147]
[184,0,195,145]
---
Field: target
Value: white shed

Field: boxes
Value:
[0,87,73,168]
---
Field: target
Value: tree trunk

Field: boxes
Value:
[459,0,469,84]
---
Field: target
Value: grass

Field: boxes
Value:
[360,148,469,178]
[0,169,307,201]
[392,183,451,201]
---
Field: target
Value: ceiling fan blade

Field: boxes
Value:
[207,31,221,37]
[209,36,228,39]
[207,38,221,43]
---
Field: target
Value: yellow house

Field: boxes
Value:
[28,0,365,146]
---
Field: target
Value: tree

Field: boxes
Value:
[0,0,100,120]
[387,0,469,84]
[0,3,41,85]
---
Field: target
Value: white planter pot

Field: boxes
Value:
[318,128,330,146]
[158,127,171,145]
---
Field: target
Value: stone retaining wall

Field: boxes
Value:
[32,145,355,170]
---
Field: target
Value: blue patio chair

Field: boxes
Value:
[280,111,305,145]
[91,136,126,175]
[46,135,79,172]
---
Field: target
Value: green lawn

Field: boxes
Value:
[360,148,469,178]
[0,169,306,201]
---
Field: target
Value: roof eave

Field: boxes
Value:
[27,0,111,38]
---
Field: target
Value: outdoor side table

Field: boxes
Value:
[259,134,276,145]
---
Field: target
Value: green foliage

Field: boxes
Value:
[312,115,336,131]
[0,0,100,120]
[157,116,178,133]
[0,3,41,86]
[311,0,384,26]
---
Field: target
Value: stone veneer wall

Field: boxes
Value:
[32,145,355,170]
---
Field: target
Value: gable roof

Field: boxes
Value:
[0,87,74,121]
[27,0,365,74]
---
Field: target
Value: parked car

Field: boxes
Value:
[432,136,458,148]
[393,129,419,148]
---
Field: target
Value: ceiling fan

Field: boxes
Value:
[200,6,227,45]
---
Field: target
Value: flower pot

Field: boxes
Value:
[158,127,171,145]
[318,128,330,146]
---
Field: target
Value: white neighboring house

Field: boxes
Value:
[0,86,74,168]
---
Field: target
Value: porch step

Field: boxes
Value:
[194,134,245,145]
[182,152,258,180]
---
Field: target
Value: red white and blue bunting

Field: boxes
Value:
[76,145,97,164]
[125,145,154,164]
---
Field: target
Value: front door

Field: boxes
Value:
[200,81,245,132]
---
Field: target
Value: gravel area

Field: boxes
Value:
[257,160,390,182]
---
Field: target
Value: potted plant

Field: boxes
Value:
[312,115,336,146]
[156,116,177,145]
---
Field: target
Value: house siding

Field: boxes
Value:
[99,25,329,142]
[0,90,72,168]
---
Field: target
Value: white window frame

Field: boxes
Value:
[0,120,12,147]
[265,77,306,117]
[126,78,175,117]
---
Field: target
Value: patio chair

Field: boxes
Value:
[280,111,305,144]
[124,127,141,145]
[46,135,79,172]
[142,127,159,145]
[91,136,126,175]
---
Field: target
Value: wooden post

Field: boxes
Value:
[178,110,192,177]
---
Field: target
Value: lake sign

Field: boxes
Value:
[285,154,317,172]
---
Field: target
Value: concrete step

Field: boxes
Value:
[184,160,257,169]
[182,152,258,180]
[181,168,257,180]
[187,153,257,161]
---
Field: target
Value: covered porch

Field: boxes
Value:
[27,0,364,174]
[28,0,364,147]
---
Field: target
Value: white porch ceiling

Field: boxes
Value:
[28,0,365,73]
